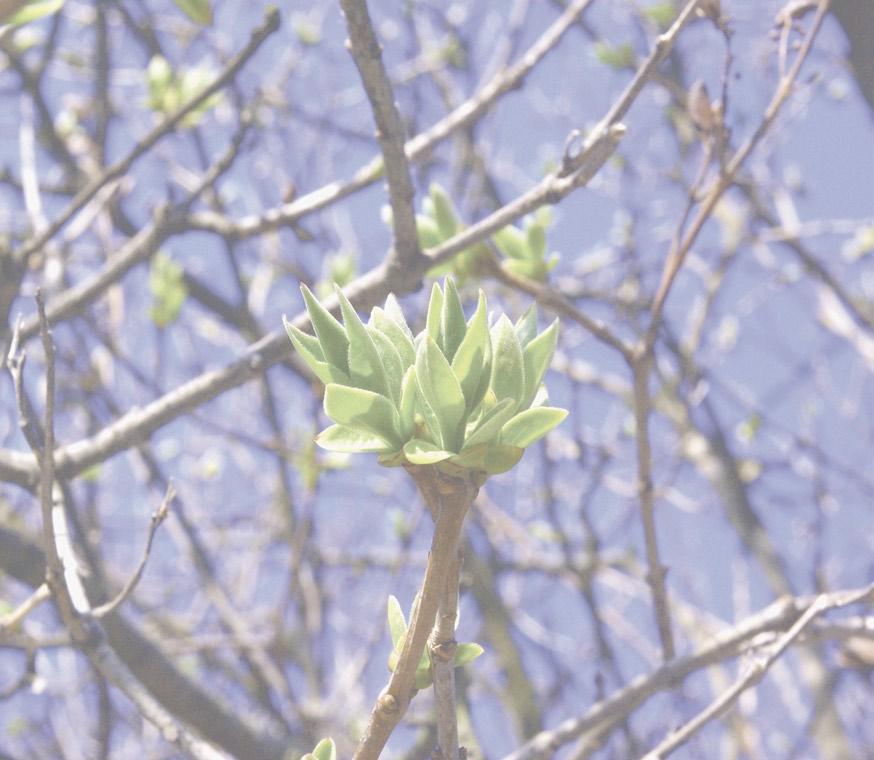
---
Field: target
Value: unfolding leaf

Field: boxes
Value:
[454,642,484,667]
[387,595,407,648]
[493,225,528,260]
[522,319,558,406]
[403,439,453,465]
[430,184,458,240]
[383,293,414,340]
[490,315,525,408]
[336,286,390,398]
[368,326,404,405]
[309,738,337,760]
[514,304,538,349]
[416,336,466,452]
[526,222,546,260]
[463,398,516,449]
[416,214,442,250]
[451,290,489,409]
[323,385,400,445]
[426,281,444,347]
[370,307,415,368]
[441,278,466,361]
[398,367,417,440]
[483,444,524,475]
[499,406,568,448]
[315,425,394,453]
[285,318,350,385]
[300,284,349,373]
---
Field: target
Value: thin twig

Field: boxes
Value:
[12,7,280,264]
[186,0,596,240]
[641,584,874,759]
[500,585,874,760]
[0,583,50,636]
[90,484,175,618]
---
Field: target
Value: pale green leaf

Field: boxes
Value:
[368,325,404,405]
[383,293,414,340]
[323,385,400,445]
[310,738,337,760]
[370,307,416,368]
[315,425,394,453]
[416,336,466,452]
[522,319,558,406]
[300,284,349,373]
[514,304,538,349]
[417,214,443,250]
[451,290,489,409]
[398,367,417,440]
[526,222,546,260]
[490,315,525,408]
[441,278,466,361]
[387,595,407,648]
[463,398,516,449]
[172,0,212,25]
[499,407,568,448]
[430,183,458,240]
[336,286,390,398]
[403,439,453,465]
[284,318,350,385]
[493,225,527,260]
[483,444,524,475]
[454,642,484,667]
[426,281,444,347]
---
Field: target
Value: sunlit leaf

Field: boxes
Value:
[514,304,538,349]
[323,385,400,445]
[398,367,417,440]
[285,318,350,385]
[403,439,453,465]
[499,406,568,448]
[315,424,394,454]
[368,325,404,405]
[526,222,546,260]
[387,595,407,648]
[300,284,349,373]
[522,319,558,406]
[441,278,466,361]
[430,184,458,240]
[336,286,390,398]
[416,336,466,452]
[493,225,527,260]
[426,281,444,347]
[463,398,516,449]
[454,642,484,667]
[483,444,524,475]
[370,307,416,368]
[417,214,443,250]
[451,290,489,409]
[490,315,525,409]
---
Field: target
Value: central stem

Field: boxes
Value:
[353,466,479,760]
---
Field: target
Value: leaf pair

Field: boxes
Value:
[493,209,559,282]
[386,595,483,691]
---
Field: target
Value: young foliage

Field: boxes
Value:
[386,595,483,690]
[286,279,568,478]
[302,738,336,760]
[492,208,559,282]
